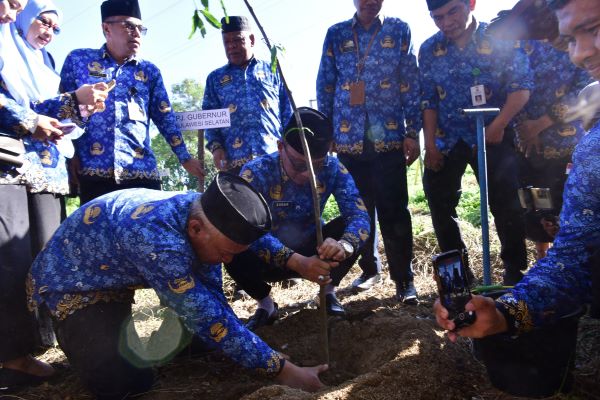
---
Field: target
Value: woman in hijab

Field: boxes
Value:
[14,0,74,262]
[0,0,107,391]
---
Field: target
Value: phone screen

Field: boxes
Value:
[433,250,471,318]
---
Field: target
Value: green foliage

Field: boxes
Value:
[190,1,222,39]
[322,197,340,222]
[65,196,80,216]
[189,10,206,38]
[269,44,285,73]
[151,78,207,191]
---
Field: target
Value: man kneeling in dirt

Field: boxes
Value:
[27,173,327,399]
[227,107,370,330]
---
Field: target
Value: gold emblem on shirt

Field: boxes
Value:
[385,120,399,130]
[341,82,351,91]
[135,71,148,82]
[228,103,237,113]
[380,36,395,48]
[241,169,253,183]
[400,82,410,93]
[220,75,233,86]
[232,137,243,149]
[100,265,110,271]
[380,79,391,89]
[340,39,355,53]
[159,101,171,113]
[558,125,576,137]
[477,40,493,55]
[326,46,334,57]
[83,205,102,225]
[87,62,105,75]
[168,275,195,294]
[270,184,283,200]
[210,322,228,343]
[433,43,447,57]
[133,147,145,159]
[356,198,367,211]
[555,85,567,98]
[131,204,155,220]
[258,249,271,264]
[170,136,182,146]
[437,85,447,100]
[359,228,369,241]
[340,120,351,133]
[91,142,104,156]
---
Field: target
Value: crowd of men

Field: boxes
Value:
[1,0,599,398]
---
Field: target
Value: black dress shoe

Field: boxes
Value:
[325,293,346,317]
[245,303,279,331]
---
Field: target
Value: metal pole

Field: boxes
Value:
[461,108,499,285]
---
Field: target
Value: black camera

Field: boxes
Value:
[433,249,476,330]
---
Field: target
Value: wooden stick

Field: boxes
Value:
[242,0,329,365]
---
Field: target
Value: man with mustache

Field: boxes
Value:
[59,0,204,204]
[202,16,292,175]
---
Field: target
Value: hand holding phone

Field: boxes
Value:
[432,250,476,330]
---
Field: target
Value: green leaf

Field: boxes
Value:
[189,10,202,39]
[201,0,209,8]
[220,0,228,21]
[200,8,221,29]
[270,46,279,73]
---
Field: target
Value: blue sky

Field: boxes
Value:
[50,0,518,108]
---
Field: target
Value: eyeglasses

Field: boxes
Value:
[283,144,328,173]
[35,15,60,35]
[105,20,147,36]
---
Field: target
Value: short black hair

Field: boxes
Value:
[546,0,571,11]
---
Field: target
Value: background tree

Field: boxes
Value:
[151,78,216,191]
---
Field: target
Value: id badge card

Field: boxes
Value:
[349,80,366,106]
[470,84,486,106]
[127,100,146,121]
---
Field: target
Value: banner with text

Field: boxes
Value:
[175,109,231,130]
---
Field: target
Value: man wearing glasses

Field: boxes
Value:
[227,108,370,330]
[59,0,204,204]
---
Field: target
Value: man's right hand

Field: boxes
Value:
[32,115,64,142]
[75,82,109,107]
[275,360,327,392]
[212,148,228,171]
[434,295,508,342]
[286,253,338,284]
[424,144,444,172]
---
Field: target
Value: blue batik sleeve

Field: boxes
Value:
[316,28,337,119]
[202,72,225,153]
[399,26,422,137]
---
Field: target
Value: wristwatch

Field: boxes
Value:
[338,240,354,258]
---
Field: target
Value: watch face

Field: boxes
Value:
[341,241,353,254]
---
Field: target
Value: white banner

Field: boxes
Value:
[174,109,231,130]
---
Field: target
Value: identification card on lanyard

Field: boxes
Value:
[470,67,486,106]
[351,24,380,107]
[350,81,366,105]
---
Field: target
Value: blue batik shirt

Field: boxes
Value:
[59,45,192,183]
[1,77,79,191]
[515,40,592,160]
[240,152,370,268]
[317,15,422,155]
[497,121,600,334]
[27,188,284,376]
[419,21,534,153]
[203,58,292,169]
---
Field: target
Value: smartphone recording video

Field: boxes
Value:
[433,249,476,329]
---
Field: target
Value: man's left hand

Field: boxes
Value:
[182,158,205,178]
[318,238,346,262]
[403,137,420,166]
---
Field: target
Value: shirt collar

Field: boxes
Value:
[352,13,385,30]
[227,55,257,70]
[101,44,140,65]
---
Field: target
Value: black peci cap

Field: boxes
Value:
[283,107,333,158]
[201,172,271,245]
[426,0,453,11]
[101,0,141,22]
[221,16,251,33]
